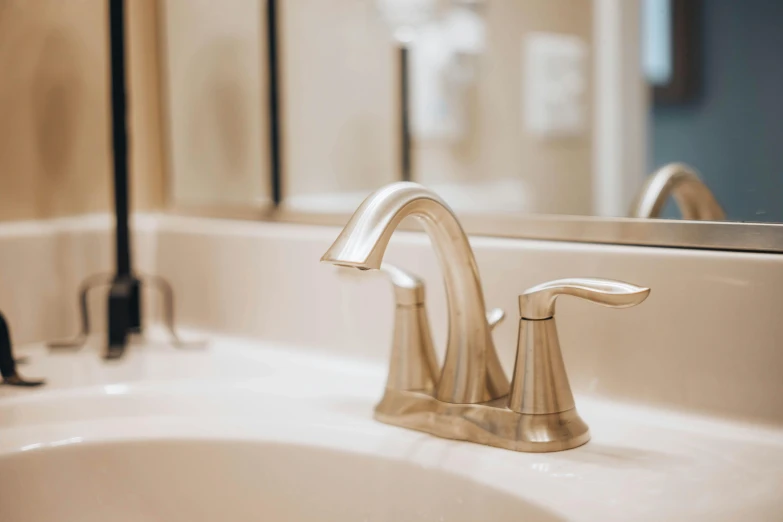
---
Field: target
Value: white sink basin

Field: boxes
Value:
[2,335,783,521]
[0,439,556,522]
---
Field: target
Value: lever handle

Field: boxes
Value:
[518,278,650,320]
[379,263,425,306]
[382,264,506,330]
[487,308,505,330]
[354,263,506,395]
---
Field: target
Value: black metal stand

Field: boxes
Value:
[49,0,192,360]
[0,312,44,387]
[48,272,188,359]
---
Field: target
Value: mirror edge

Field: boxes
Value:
[166,205,783,254]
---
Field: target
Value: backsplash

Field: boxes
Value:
[2,213,782,425]
[152,215,783,427]
[0,214,157,344]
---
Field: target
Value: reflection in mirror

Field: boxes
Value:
[646,0,783,223]
[387,0,780,222]
[398,0,595,216]
[630,163,724,221]
[280,0,399,213]
[159,0,783,228]
[161,0,270,210]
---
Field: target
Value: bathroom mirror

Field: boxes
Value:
[159,0,783,251]
[160,0,272,212]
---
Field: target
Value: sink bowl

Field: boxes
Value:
[0,439,558,522]
[3,337,783,521]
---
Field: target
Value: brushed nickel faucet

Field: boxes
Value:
[630,163,725,220]
[321,182,509,404]
[323,182,650,452]
[376,264,438,394]
[376,263,505,396]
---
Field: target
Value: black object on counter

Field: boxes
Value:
[106,0,141,358]
[49,0,191,360]
[0,312,44,387]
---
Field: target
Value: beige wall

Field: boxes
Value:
[281,0,399,201]
[0,0,164,222]
[415,0,594,215]
[279,0,592,214]
[0,0,593,220]
[161,0,270,209]
[159,0,398,209]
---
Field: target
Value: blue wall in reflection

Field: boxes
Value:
[650,0,783,222]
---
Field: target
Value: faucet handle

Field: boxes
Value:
[487,307,505,330]
[381,264,506,326]
[509,277,649,419]
[378,264,438,392]
[379,263,425,306]
[377,264,506,393]
[518,278,650,320]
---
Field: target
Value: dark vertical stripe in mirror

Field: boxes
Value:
[266,0,282,205]
[399,45,412,182]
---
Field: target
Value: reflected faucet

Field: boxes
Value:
[630,163,725,220]
[321,182,509,404]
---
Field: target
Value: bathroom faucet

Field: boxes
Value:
[630,163,725,221]
[374,263,505,395]
[324,182,650,452]
[321,182,509,404]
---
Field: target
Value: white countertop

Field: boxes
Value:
[2,333,782,521]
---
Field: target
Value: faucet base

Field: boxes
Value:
[374,388,590,453]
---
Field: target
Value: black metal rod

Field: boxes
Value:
[399,45,412,182]
[266,0,282,205]
[109,0,132,276]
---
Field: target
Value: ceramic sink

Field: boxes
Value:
[0,336,782,521]
[0,438,556,522]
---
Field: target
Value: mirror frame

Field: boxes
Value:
[169,203,783,254]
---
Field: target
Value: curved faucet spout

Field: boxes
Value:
[321,182,509,404]
[631,163,725,221]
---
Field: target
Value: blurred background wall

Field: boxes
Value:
[0,0,165,222]
[1,0,595,220]
[415,0,594,215]
[650,0,783,222]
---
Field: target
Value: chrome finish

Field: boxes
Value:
[631,163,726,221]
[321,182,509,404]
